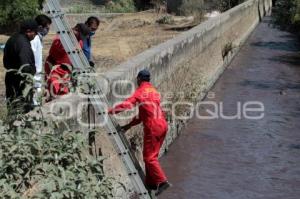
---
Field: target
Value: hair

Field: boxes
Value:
[35,14,52,27]
[143,78,150,82]
[137,70,151,82]
[20,19,39,33]
[74,23,90,37]
[139,77,150,82]
[85,16,100,26]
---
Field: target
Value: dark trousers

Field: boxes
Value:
[5,71,34,114]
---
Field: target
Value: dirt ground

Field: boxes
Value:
[90,11,184,72]
[0,11,198,119]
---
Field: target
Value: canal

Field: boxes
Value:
[160,17,300,199]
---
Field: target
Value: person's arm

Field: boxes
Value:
[128,115,142,127]
[82,37,91,61]
[31,36,43,75]
[19,39,36,75]
[108,90,140,114]
[82,38,95,67]
[121,115,142,132]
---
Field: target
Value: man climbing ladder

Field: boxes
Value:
[109,69,172,196]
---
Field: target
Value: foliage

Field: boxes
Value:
[166,0,246,16]
[179,0,204,18]
[166,0,204,16]
[294,0,300,23]
[0,42,115,198]
[105,0,137,13]
[0,115,114,198]
[67,4,99,14]
[0,105,7,122]
[273,0,296,28]
[156,15,175,24]
[0,0,44,33]
[218,0,245,12]
[273,0,300,34]
[134,0,154,11]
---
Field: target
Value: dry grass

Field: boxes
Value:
[90,11,180,72]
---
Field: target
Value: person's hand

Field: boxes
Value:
[121,124,131,133]
[108,108,113,114]
[89,61,95,67]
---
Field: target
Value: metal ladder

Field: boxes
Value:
[43,0,151,198]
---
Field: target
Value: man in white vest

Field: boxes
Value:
[31,14,52,105]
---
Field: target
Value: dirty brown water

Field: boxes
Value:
[159,17,300,199]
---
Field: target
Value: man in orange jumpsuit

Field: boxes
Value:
[108,70,171,196]
[45,23,90,99]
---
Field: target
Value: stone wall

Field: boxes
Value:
[44,0,272,197]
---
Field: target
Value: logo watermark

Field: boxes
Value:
[47,73,265,127]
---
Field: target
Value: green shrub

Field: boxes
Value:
[273,0,300,34]
[167,0,204,16]
[156,15,175,24]
[0,56,115,198]
[0,105,7,122]
[273,0,295,28]
[67,4,97,13]
[179,0,204,17]
[292,0,300,23]
[218,0,245,12]
[167,0,246,16]
[0,0,44,33]
[105,0,137,13]
[0,115,114,198]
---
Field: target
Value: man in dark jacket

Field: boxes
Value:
[3,19,38,113]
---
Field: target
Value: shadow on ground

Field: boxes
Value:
[269,54,300,66]
[251,41,300,52]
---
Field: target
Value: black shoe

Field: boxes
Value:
[146,184,157,190]
[155,181,172,196]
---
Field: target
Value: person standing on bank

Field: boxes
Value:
[83,16,100,67]
[108,69,171,196]
[3,20,38,113]
[45,23,90,99]
[31,14,52,105]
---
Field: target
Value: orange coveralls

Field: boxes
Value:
[109,81,168,187]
